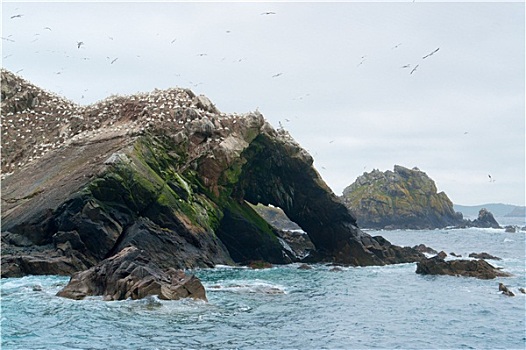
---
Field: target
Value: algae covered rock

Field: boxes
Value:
[341,165,465,229]
[1,69,424,294]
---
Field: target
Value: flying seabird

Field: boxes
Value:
[10,14,23,19]
[357,55,367,67]
[401,64,411,69]
[422,47,440,59]
[410,64,419,75]
[44,27,52,31]
[392,43,402,49]
[272,73,283,78]
[2,37,15,42]
[110,57,118,64]
[488,174,495,182]
[261,11,276,15]
[77,41,84,49]
[170,38,177,44]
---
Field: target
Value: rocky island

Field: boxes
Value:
[341,165,500,230]
[1,70,424,300]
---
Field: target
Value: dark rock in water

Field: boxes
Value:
[450,252,462,257]
[504,225,517,233]
[57,246,207,301]
[329,268,343,272]
[416,255,511,279]
[412,244,438,255]
[1,69,424,281]
[518,287,525,294]
[498,283,515,297]
[469,208,501,229]
[340,165,465,230]
[248,260,273,269]
[297,263,312,270]
[468,252,501,260]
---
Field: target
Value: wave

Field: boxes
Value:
[206,280,287,295]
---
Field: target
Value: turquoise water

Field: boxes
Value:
[2,225,525,349]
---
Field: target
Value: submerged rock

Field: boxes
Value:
[416,255,511,279]
[57,246,207,301]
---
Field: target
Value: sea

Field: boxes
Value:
[2,216,525,350]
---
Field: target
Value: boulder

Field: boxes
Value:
[416,255,511,279]
[57,246,207,301]
[468,252,501,260]
[498,283,515,297]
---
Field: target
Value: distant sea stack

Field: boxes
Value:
[1,69,424,291]
[341,165,465,230]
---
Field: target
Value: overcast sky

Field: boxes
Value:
[2,1,524,206]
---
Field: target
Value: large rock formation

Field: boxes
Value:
[341,166,500,230]
[1,70,424,292]
[341,166,464,229]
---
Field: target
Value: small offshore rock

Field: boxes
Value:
[450,252,462,257]
[518,287,525,294]
[504,225,517,233]
[416,257,511,279]
[468,252,501,260]
[498,283,515,297]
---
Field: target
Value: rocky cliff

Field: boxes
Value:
[1,70,424,286]
[341,165,466,229]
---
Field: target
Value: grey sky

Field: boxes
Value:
[2,1,524,206]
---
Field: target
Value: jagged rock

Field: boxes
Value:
[435,251,448,259]
[57,246,207,301]
[504,225,517,233]
[518,287,525,294]
[469,208,501,229]
[341,165,465,229]
[416,255,511,279]
[1,69,424,286]
[450,252,462,257]
[498,283,515,297]
[412,244,438,255]
[468,252,501,260]
[277,230,315,260]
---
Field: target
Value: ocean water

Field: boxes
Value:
[2,219,525,350]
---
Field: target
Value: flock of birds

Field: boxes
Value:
[2,7,450,180]
[0,69,287,177]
